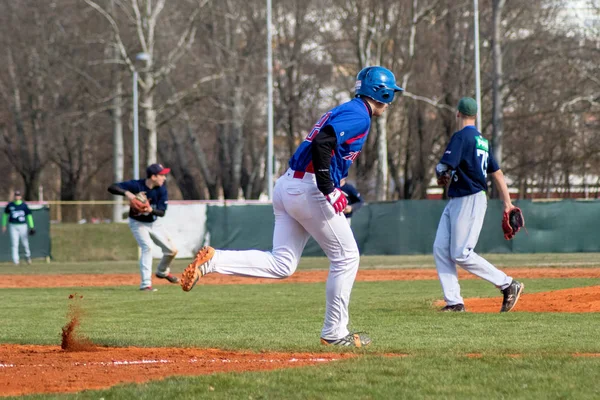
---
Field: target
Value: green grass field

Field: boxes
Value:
[1,254,600,399]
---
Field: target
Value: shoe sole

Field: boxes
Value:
[320,333,371,348]
[180,246,215,292]
[503,282,525,312]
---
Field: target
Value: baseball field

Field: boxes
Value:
[1,249,600,399]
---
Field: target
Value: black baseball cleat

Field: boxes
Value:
[500,280,524,312]
[440,304,466,312]
[155,273,180,284]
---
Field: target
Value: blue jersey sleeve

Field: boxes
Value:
[440,133,464,169]
[117,180,141,193]
[487,148,500,173]
[24,204,32,216]
[328,111,370,144]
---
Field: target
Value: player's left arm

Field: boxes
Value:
[311,125,337,196]
[151,187,168,217]
[25,204,34,229]
[489,169,514,213]
[486,149,513,212]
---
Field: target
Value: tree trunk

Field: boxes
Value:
[222,83,245,199]
[164,128,203,199]
[112,76,124,222]
[141,71,158,165]
[375,116,388,200]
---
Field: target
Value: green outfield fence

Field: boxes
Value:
[0,205,51,262]
[2,199,598,262]
[205,199,600,255]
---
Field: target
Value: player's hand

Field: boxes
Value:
[1,226,6,234]
[326,189,348,214]
[437,176,450,186]
[343,205,352,214]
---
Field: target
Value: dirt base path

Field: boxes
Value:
[3,267,600,289]
[0,344,355,397]
[461,285,600,313]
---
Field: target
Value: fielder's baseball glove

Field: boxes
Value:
[130,192,151,214]
[435,163,453,186]
[28,228,36,236]
[502,207,525,240]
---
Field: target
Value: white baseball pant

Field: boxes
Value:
[204,169,360,340]
[433,191,512,305]
[9,224,30,264]
[128,218,177,289]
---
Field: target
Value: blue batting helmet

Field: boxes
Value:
[354,66,403,104]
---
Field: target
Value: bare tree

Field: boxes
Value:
[85,0,208,166]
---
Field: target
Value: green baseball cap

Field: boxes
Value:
[457,97,477,116]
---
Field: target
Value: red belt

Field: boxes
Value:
[293,170,306,179]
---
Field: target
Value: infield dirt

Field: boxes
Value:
[1,268,598,397]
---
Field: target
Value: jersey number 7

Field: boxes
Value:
[476,149,489,177]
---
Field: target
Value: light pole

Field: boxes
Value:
[266,0,274,200]
[132,52,149,179]
[473,0,482,131]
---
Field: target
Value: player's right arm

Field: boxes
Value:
[439,132,464,170]
[1,209,8,233]
[436,132,464,186]
[108,182,136,201]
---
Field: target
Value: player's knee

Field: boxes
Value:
[433,238,450,257]
[272,256,297,278]
[451,249,473,265]
[433,241,448,258]
[273,263,296,278]
[139,243,153,253]
[329,249,359,273]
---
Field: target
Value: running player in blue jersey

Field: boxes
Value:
[434,97,524,313]
[181,66,403,347]
[2,190,35,265]
[108,164,179,291]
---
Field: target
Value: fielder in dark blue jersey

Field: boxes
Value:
[439,126,500,198]
[433,97,524,313]
[180,66,403,348]
[108,164,179,290]
[114,179,168,223]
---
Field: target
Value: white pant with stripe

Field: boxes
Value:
[433,191,512,306]
[206,169,360,341]
[128,218,177,289]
